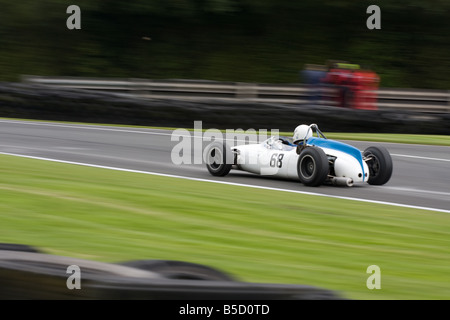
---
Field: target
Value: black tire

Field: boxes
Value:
[363,146,393,185]
[118,260,235,281]
[204,141,233,177]
[297,147,329,187]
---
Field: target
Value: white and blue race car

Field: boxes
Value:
[205,124,393,187]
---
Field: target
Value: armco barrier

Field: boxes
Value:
[1,82,449,134]
[21,76,450,113]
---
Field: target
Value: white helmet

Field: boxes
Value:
[293,124,312,143]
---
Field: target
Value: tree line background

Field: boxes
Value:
[1,0,449,89]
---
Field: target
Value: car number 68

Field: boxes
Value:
[270,153,284,168]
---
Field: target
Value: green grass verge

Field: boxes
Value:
[0,154,449,299]
[1,117,449,146]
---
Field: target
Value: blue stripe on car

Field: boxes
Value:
[307,137,365,178]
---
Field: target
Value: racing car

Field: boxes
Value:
[204,124,393,187]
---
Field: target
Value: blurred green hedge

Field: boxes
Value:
[1,1,449,89]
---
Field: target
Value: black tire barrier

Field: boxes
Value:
[0,248,342,300]
[0,83,449,135]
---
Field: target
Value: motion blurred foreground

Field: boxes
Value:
[0,244,340,300]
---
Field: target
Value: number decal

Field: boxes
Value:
[270,154,277,167]
[270,153,284,168]
[277,153,284,168]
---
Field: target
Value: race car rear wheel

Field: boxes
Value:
[363,146,393,185]
[205,142,233,176]
[297,147,329,186]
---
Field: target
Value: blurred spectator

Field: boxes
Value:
[300,64,327,105]
[324,62,373,109]
[302,61,380,109]
[351,68,380,110]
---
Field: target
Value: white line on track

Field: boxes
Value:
[0,119,174,136]
[0,119,255,143]
[381,186,450,197]
[1,151,449,214]
[1,119,449,163]
[391,154,450,163]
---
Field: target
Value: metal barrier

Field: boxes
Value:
[22,75,450,113]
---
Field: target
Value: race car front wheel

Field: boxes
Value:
[205,142,233,176]
[297,147,329,187]
[363,146,393,185]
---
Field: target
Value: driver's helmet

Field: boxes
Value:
[293,124,312,144]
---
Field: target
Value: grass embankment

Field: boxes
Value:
[0,155,449,299]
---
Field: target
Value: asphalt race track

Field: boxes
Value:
[0,119,449,213]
